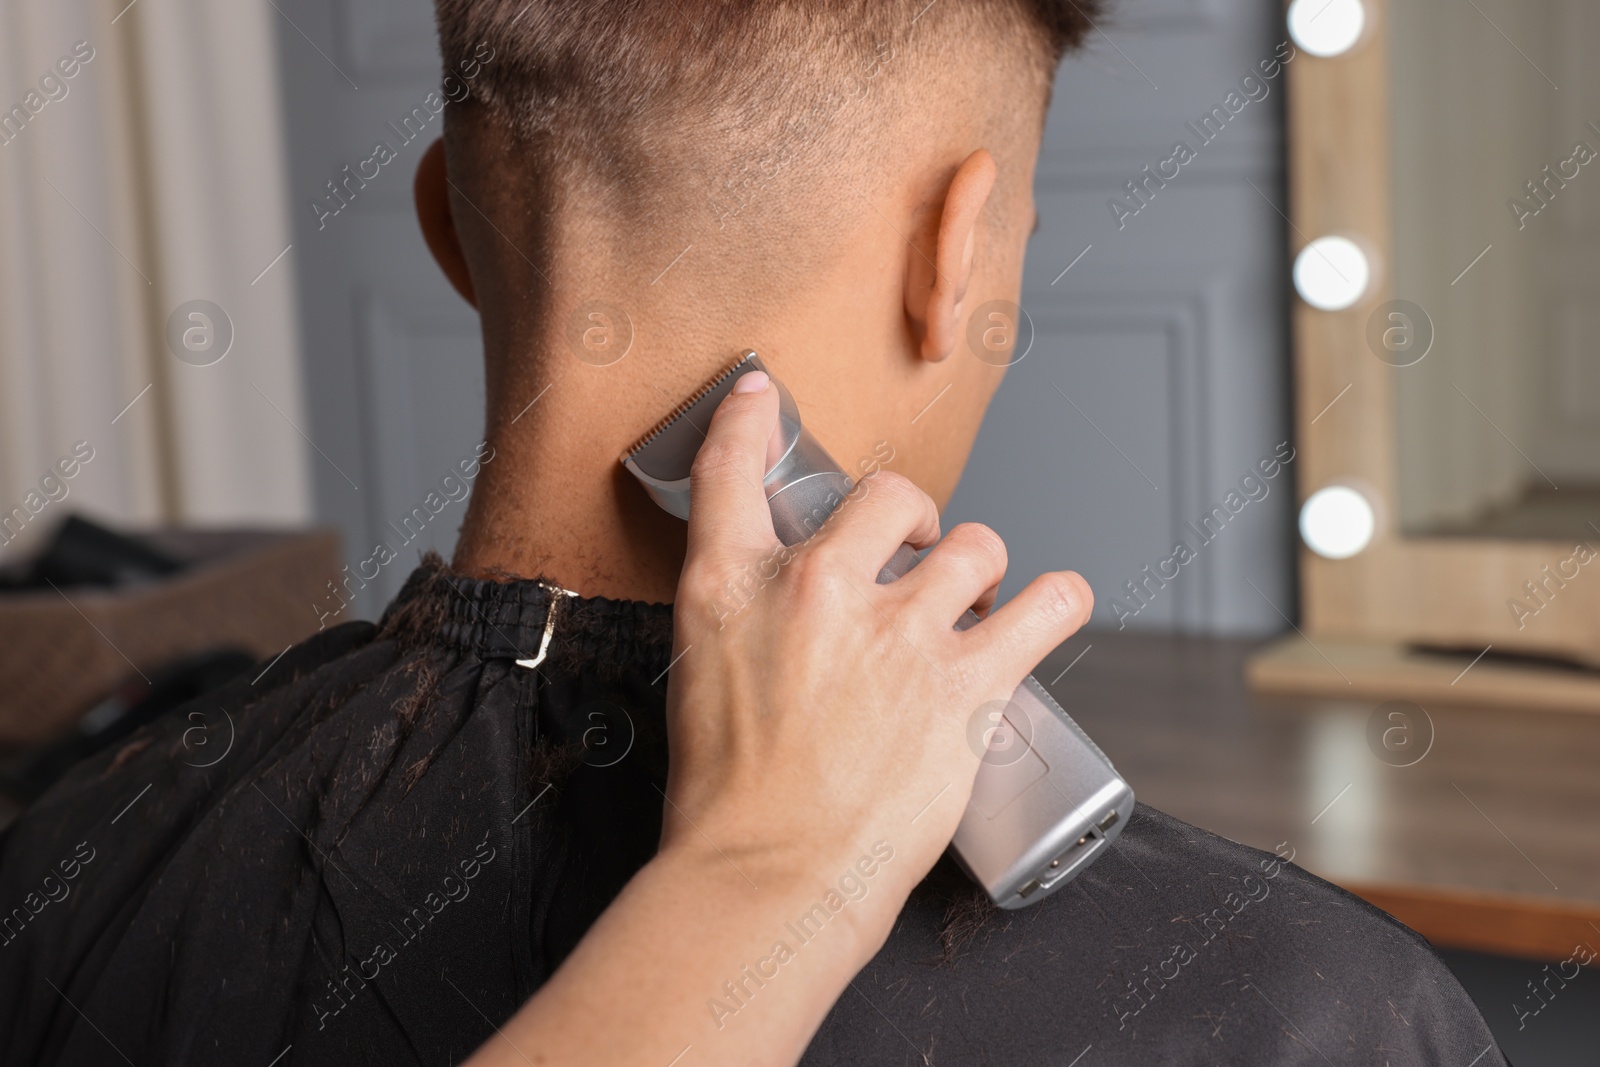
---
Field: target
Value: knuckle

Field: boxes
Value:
[864,470,921,509]
[798,525,851,569]
[953,523,1007,570]
[790,551,842,602]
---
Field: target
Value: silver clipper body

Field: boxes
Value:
[622,351,1134,908]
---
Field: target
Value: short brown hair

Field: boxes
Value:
[434,0,1103,212]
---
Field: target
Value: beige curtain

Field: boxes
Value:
[0,0,308,560]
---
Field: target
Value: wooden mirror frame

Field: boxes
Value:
[1249,0,1600,707]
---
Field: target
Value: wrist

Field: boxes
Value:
[651,836,906,972]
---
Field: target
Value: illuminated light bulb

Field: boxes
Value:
[1287,0,1366,58]
[1299,485,1376,559]
[1294,236,1370,311]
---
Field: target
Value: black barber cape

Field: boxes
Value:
[0,557,1506,1065]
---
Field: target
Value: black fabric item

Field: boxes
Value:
[0,557,1506,1065]
[1,514,185,592]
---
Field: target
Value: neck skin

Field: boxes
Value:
[449,368,694,604]
[451,321,996,604]
[425,42,1047,604]
[450,231,1002,604]
[439,100,1037,604]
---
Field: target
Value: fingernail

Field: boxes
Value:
[732,370,769,394]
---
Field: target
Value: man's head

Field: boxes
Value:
[420,1,1100,593]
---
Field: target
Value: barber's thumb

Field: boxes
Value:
[732,370,770,398]
[687,370,781,555]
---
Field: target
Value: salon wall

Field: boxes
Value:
[276,0,485,621]
[944,0,1295,635]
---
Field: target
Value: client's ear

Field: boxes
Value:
[415,138,477,308]
[904,148,997,363]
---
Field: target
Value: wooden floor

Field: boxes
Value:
[1040,629,1600,962]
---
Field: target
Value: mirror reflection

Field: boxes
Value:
[1391,0,1600,539]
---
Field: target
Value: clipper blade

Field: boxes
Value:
[619,350,764,474]
[620,350,790,523]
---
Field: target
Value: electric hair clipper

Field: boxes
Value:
[622,351,1134,908]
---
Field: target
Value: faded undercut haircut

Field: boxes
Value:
[433,0,1104,230]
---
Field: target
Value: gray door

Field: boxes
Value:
[277,0,484,622]
[944,0,1296,635]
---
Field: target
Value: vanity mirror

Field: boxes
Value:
[1249,0,1600,707]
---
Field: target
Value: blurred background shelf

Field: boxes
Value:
[0,524,339,744]
[1247,634,1600,715]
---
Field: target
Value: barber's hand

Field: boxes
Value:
[474,373,1095,1067]
[661,369,1093,960]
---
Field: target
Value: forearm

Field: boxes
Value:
[466,842,894,1067]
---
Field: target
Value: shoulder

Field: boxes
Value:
[804,805,1503,1066]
